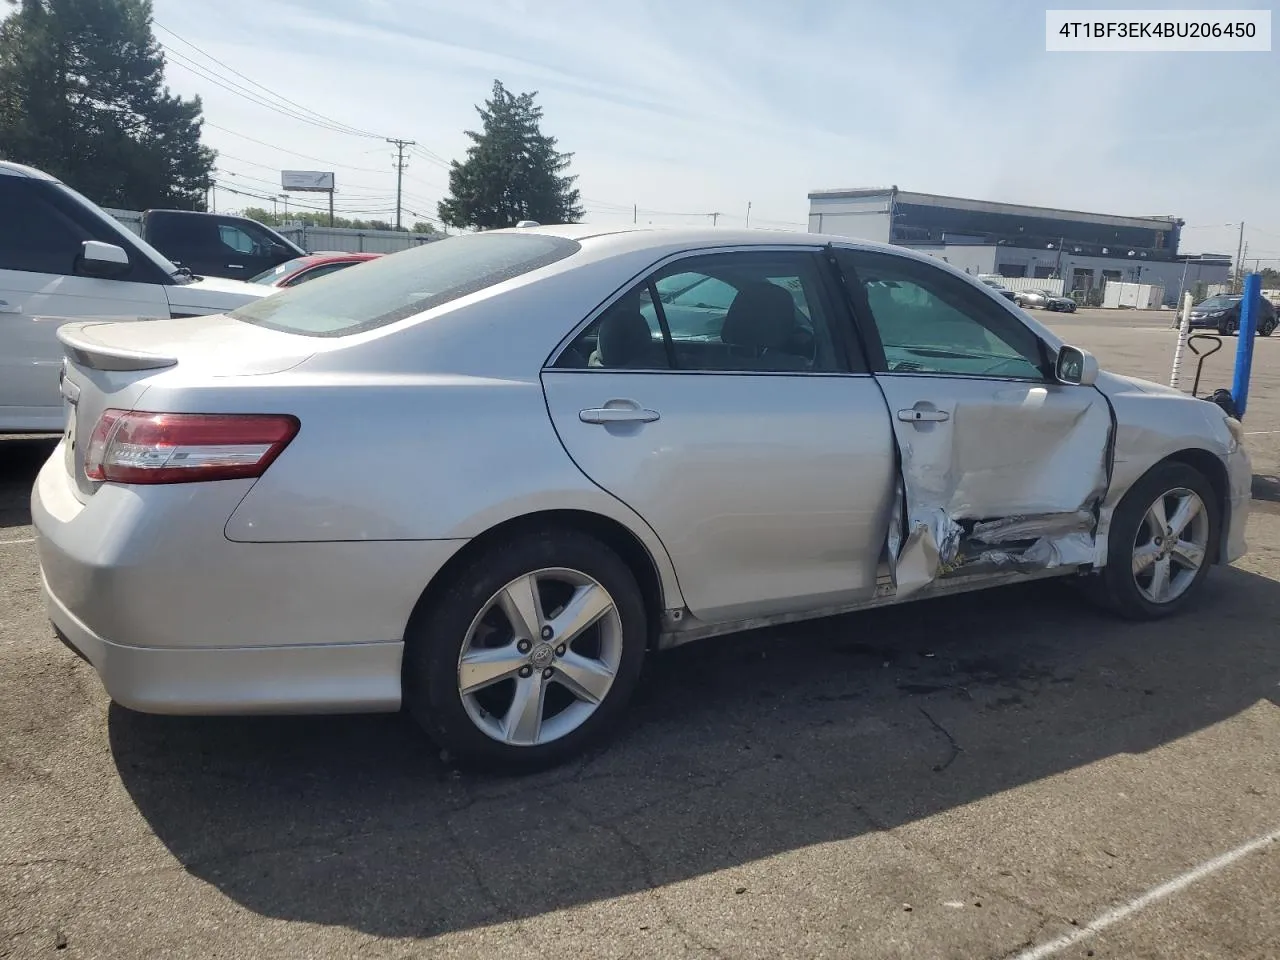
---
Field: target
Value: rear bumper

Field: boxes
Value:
[32,445,469,715]
[44,573,403,713]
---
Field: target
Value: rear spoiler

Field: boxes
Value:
[56,322,178,372]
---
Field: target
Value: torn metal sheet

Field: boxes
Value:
[969,530,1096,573]
[971,510,1095,545]
[881,382,1112,592]
[886,501,965,599]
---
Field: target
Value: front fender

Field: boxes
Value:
[1091,371,1243,566]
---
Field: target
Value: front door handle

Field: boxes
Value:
[897,408,950,423]
[0,299,20,313]
[580,399,660,425]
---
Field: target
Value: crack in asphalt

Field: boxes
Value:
[917,706,962,772]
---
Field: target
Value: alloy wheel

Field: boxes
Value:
[1131,487,1210,604]
[456,567,623,746]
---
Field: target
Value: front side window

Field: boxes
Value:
[232,232,581,337]
[838,249,1048,380]
[556,250,847,373]
[218,224,257,255]
[0,178,94,275]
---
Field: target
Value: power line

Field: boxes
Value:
[203,122,389,173]
[214,182,391,215]
[408,144,452,171]
[164,49,381,139]
[155,22,383,140]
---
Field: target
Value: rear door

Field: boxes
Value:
[542,248,897,625]
[832,246,1112,584]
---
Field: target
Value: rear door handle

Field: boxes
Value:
[897,408,950,423]
[580,400,660,425]
[226,263,244,269]
[0,299,20,313]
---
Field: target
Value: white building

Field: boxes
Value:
[808,187,1230,306]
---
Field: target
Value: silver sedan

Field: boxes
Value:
[33,226,1251,770]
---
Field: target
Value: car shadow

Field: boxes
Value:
[109,565,1280,939]
[0,437,57,529]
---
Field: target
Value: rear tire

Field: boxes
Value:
[1260,317,1275,337]
[1093,462,1219,621]
[403,529,648,771]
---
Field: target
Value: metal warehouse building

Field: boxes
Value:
[807,187,1230,306]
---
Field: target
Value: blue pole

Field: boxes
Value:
[1232,272,1262,419]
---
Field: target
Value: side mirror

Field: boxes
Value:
[75,240,130,279]
[1055,344,1099,386]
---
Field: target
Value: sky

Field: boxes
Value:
[147,0,1280,260]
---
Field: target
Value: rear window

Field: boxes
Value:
[250,257,313,284]
[231,232,581,337]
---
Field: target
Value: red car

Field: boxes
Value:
[249,252,382,288]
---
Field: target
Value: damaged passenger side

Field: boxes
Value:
[831,245,1115,597]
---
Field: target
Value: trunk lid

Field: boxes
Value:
[56,314,316,500]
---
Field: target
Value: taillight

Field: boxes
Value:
[84,410,300,484]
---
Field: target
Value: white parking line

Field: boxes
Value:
[1245,430,1280,436]
[0,538,35,546]
[1011,827,1279,960]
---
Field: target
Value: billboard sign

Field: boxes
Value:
[281,170,335,192]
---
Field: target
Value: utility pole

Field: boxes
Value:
[709,211,721,226]
[1235,221,1246,291]
[633,204,637,224]
[387,138,416,230]
[746,201,752,228]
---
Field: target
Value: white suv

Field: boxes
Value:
[0,161,270,433]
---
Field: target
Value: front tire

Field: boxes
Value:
[403,530,648,771]
[1260,317,1275,337]
[1094,462,1219,620]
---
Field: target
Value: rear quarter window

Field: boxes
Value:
[231,233,581,337]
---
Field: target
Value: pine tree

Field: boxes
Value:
[438,80,583,229]
[0,0,214,209]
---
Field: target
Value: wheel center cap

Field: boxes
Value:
[529,641,555,670]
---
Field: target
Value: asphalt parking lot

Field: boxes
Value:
[2,309,1277,960]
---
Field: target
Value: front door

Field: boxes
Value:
[542,249,897,624]
[833,246,1113,581]
[0,176,170,431]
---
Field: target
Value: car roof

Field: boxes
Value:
[493,223,941,264]
[0,160,59,181]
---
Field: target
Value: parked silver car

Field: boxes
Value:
[1014,288,1050,309]
[33,226,1251,770]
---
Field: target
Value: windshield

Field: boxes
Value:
[250,257,314,284]
[1197,296,1238,310]
[231,232,581,337]
[51,180,182,277]
[980,278,1007,289]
